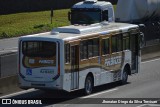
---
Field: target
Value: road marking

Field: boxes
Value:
[142,58,160,64]
[0,50,17,53]
[0,47,18,50]
[0,88,35,99]
[137,104,160,107]
[0,47,18,51]
[136,104,147,107]
[81,88,118,98]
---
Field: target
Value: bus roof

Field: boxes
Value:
[72,1,112,11]
[20,22,139,41]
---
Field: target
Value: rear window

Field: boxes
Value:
[22,41,56,57]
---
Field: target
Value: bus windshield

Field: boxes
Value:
[22,41,56,58]
[71,9,101,24]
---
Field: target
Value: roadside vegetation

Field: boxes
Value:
[0,9,70,39]
[0,5,116,39]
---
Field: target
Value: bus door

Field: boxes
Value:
[71,45,79,90]
[130,33,139,74]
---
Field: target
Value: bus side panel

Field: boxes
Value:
[110,52,123,82]
[101,54,113,84]
[89,57,101,86]
[121,50,132,79]
[100,52,123,84]
[78,60,90,89]
[63,72,71,92]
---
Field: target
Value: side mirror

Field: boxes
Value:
[68,12,71,21]
[102,10,108,21]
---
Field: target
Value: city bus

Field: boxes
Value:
[18,22,141,94]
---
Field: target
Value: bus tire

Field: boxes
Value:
[84,75,93,95]
[120,67,128,85]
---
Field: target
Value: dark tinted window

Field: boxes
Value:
[80,40,88,59]
[111,34,122,53]
[102,38,110,55]
[117,34,122,51]
[71,9,101,24]
[65,44,70,63]
[22,41,56,57]
[111,36,117,53]
[123,33,130,50]
[80,38,99,59]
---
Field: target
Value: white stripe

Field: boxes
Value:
[0,89,35,99]
[0,50,17,53]
[149,104,160,106]
[137,104,160,107]
[142,58,160,64]
[81,88,118,98]
[136,104,147,107]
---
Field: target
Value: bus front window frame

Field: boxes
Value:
[70,8,102,24]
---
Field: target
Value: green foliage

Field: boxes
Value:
[0,9,70,39]
[113,5,117,11]
[0,5,116,39]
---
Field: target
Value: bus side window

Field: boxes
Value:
[123,33,130,50]
[111,36,117,53]
[65,44,70,63]
[93,38,99,57]
[80,40,88,59]
[102,38,110,55]
[88,39,93,57]
[80,38,99,59]
[117,34,122,51]
[111,34,122,53]
[88,38,99,58]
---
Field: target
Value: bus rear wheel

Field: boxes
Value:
[120,67,128,84]
[84,76,93,95]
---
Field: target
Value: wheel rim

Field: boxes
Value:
[85,78,92,94]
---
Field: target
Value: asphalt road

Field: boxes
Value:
[0,37,18,53]
[0,58,160,107]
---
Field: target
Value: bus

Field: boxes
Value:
[18,22,141,95]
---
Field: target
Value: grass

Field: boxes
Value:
[0,9,70,39]
[0,5,116,39]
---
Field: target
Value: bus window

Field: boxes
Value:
[111,36,117,53]
[22,41,56,58]
[93,38,99,57]
[80,38,99,59]
[111,34,122,53]
[123,33,130,50]
[80,40,88,59]
[88,39,93,57]
[102,38,110,55]
[65,44,70,63]
[117,34,122,51]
